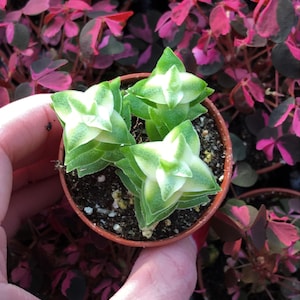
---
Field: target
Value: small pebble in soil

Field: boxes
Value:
[113,224,122,233]
[97,175,106,182]
[84,207,93,215]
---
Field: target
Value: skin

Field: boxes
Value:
[0,94,198,300]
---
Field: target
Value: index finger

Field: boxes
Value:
[0,94,62,222]
[0,93,62,169]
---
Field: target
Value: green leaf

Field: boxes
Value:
[231,162,258,187]
[140,179,181,226]
[151,47,186,75]
[124,93,151,120]
[177,195,211,209]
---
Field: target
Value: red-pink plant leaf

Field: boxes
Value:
[105,262,121,278]
[92,0,117,12]
[79,18,102,58]
[66,0,92,11]
[67,251,80,265]
[272,42,300,79]
[267,220,299,249]
[231,206,251,227]
[248,205,267,251]
[102,286,113,300]
[171,0,194,26]
[15,82,35,99]
[61,270,77,296]
[52,269,65,290]
[256,0,296,43]
[241,85,255,107]
[92,54,113,69]
[255,0,280,38]
[285,36,300,60]
[64,20,79,38]
[256,136,276,161]
[93,278,112,294]
[43,16,64,39]
[22,0,49,16]
[103,11,134,36]
[37,71,72,91]
[5,10,22,22]
[223,239,242,257]
[211,211,244,242]
[6,23,30,50]
[0,0,6,9]
[276,134,300,165]
[292,107,300,137]
[31,57,68,80]
[11,261,31,289]
[90,263,105,278]
[209,5,231,38]
[269,211,289,221]
[268,97,295,127]
[0,87,9,107]
[247,78,265,103]
[230,84,253,113]
[8,52,18,76]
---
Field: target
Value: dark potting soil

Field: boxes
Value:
[64,112,226,242]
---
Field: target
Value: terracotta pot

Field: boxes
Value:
[58,73,233,247]
[238,187,300,201]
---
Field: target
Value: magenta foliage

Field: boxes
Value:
[155,0,300,168]
[211,195,300,299]
[8,196,139,299]
[0,0,135,100]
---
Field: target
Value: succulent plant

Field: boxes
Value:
[51,47,221,237]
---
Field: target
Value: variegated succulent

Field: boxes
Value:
[51,47,221,237]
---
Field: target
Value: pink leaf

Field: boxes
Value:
[209,5,231,37]
[90,263,105,279]
[5,23,14,44]
[22,0,49,16]
[0,87,10,107]
[256,137,276,161]
[231,206,251,227]
[43,16,64,39]
[276,135,300,165]
[211,211,244,242]
[285,36,300,60]
[223,239,242,257]
[61,270,77,296]
[64,20,79,38]
[292,107,300,137]
[268,97,295,127]
[0,0,6,9]
[103,11,134,36]
[241,85,255,107]
[80,18,102,57]
[66,0,92,11]
[249,205,267,251]
[171,0,195,26]
[31,58,68,80]
[247,78,265,103]
[11,261,32,289]
[37,71,72,91]
[93,278,113,294]
[256,0,280,38]
[267,220,299,247]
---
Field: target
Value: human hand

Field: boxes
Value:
[0,95,203,300]
[0,94,64,299]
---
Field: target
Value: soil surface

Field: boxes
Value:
[64,111,226,241]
